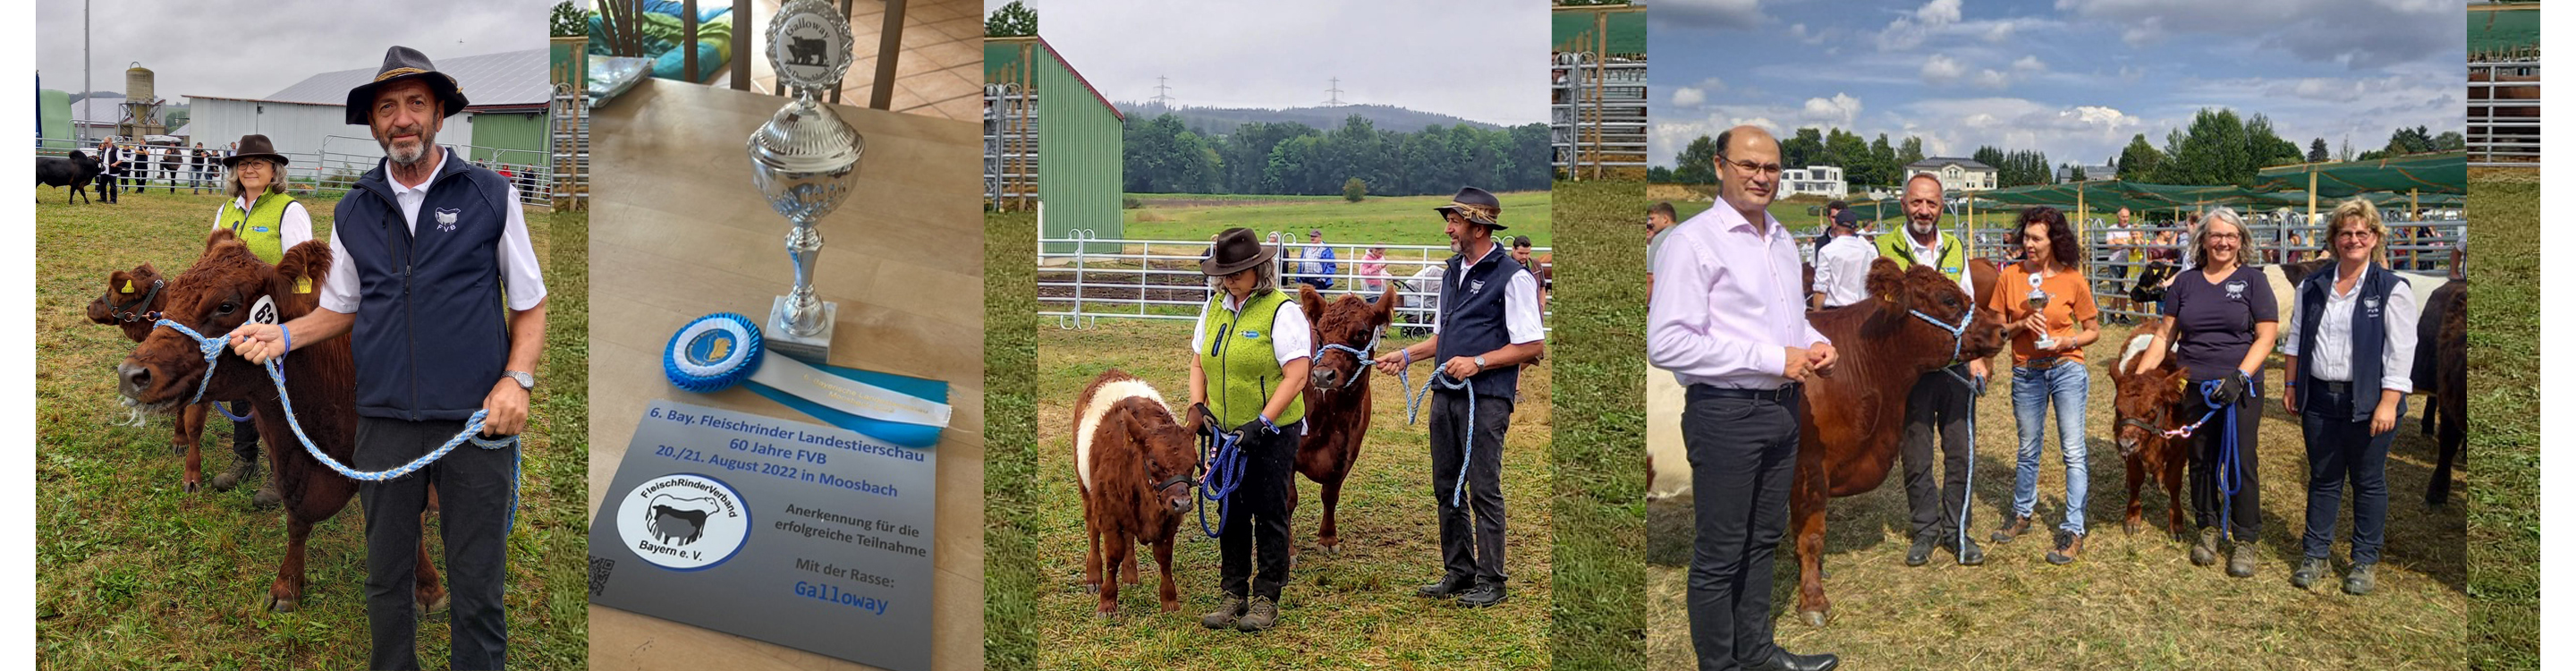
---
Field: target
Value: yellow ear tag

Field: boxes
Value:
[121,279,135,293]
[294,276,313,294]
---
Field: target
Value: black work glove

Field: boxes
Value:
[1191,403,1219,437]
[1232,415,1277,440]
[2210,370,2250,406]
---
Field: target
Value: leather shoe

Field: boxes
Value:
[1990,515,2031,544]
[2291,556,2328,589]
[1953,535,1986,565]
[1456,582,1507,608]
[1762,648,1840,671]
[1904,534,1936,566]
[1415,574,1473,599]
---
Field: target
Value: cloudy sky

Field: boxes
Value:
[993,0,1547,126]
[37,0,544,103]
[1650,0,2465,169]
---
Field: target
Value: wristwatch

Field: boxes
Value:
[504,370,535,391]
[1472,355,1487,374]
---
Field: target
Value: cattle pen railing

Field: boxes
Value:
[34,135,558,209]
[1038,231,1551,334]
[2469,59,2539,166]
[1969,215,2465,322]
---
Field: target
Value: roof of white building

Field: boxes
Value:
[186,48,549,110]
[1907,157,1994,171]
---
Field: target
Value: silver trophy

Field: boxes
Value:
[747,0,863,364]
[2024,273,2056,351]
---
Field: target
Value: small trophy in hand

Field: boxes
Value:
[2025,273,2057,351]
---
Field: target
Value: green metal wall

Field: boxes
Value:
[1032,44,1123,253]
[468,111,552,165]
[38,89,72,153]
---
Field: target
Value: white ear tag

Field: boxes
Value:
[249,294,280,326]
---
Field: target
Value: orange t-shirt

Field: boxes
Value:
[1987,262,2100,365]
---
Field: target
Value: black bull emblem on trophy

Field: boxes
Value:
[787,37,827,66]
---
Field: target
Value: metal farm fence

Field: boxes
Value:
[1038,231,1551,335]
[35,135,556,208]
[2469,59,2539,166]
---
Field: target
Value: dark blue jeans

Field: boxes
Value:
[2300,383,2396,565]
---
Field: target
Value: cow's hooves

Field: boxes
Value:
[1322,545,1339,557]
[1082,584,1099,594]
[2123,521,2141,535]
[183,480,201,494]
[1160,602,1182,613]
[420,593,449,614]
[267,595,299,613]
[1801,610,1826,627]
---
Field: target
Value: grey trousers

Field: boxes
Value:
[355,416,514,670]
[1900,365,1975,539]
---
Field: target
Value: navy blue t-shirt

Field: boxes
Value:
[2161,266,2277,382]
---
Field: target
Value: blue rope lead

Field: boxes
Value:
[1403,364,1478,508]
[1196,428,1245,538]
[155,319,522,535]
[2201,378,2243,544]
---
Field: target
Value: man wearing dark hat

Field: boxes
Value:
[1808,209,1873,311]
[1371,186,1545,608]
[227,46,547,670]
[1191,227,1310,633]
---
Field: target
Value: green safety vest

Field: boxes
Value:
[217,192,296,265]
[1199,290,1305,428]
[1876,230,1969,285]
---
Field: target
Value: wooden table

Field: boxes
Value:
[586,79,984,671]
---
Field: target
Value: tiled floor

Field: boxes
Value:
[715,0,981,122]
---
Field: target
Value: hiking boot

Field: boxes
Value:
[1904,534,1936,566]
[209,456,258,493]
[250,474,283,510]
[2046,530,2083,565]
[1199,594,1246,630]
[1416,574,1474,599]
[2343,564,2377,596]
[1457,582,1508,608]
[1953,535,1986,565]
[1990,515,2033,544]
[2226,543,2256,578]
[2292,556,2329,589]
[1234,596,1278,633]
[2191,528,2220,566]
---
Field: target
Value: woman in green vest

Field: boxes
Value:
[201,134,312,509]
[1190,227,1310,633]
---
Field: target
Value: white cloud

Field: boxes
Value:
[1915,0,1963,24]
[1920,54,1966,83]
[1802,93,1863,127]
[2055,0,2459,67]
[2012,55,2047,73]
[1881,0,1965,49]
[1971,69,2012,89]
[1673,87,1707,107]
[1655,0,1766,30]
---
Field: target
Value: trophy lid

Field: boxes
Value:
[748,96,865,174]
[767,0,856,93]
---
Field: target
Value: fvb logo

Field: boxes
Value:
[618,473,751,571]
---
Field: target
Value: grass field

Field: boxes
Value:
[2463,168,2538,670]
[1545,180,1650,670]
[33,191,589,669]
[1631,196,2468,667]
[1027,319,1553,668]
[983,211,1044,669]
[1120,191,1554,248]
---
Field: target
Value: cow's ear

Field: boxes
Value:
[1370,282,1399,326]
[108,269,135,295]
[1866,257,1910,310]
[1297,285,1326,327]
[205,225,239,253]
[272,241,332,316]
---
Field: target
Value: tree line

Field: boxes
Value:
[1652,106,2465,191]
[1121,114,1555,196]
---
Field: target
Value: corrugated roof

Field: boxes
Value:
[984,36,1122,121]
[246,48,550,109]
[1910,157,1994,170]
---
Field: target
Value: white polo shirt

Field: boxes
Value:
[318,149,548,314]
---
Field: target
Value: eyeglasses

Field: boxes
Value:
[2333,229,2377,240]
[1727,159,1784,176]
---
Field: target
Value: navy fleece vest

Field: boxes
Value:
[1433,245,1526,399]
[2292,263,2403,421]
[335,151,515,421]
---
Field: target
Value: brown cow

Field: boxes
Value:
[2416,281,2467,505]
[1073,369,1202,616]
[85,263,216,492]
[115,230,446,614]
[2106,318,2192,537]
[1790,258,2006,626]
[1294,283,1399,556]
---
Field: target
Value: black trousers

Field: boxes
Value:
[1220,420,1300,602]
[1900,365,1975,539]
[2300,384,2394,565]
[1683,386,1799,671]
[2183,381,2262,539]
[96,174,117,202]
[1428,391,1513,586]
[355,417,514,670]
[228,400,260,463]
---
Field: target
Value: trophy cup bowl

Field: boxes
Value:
[747,0,863,365]
[2025,288,2056,350]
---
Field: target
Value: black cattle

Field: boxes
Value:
[650,505,711,544]
[38,152,101,204]
[788,37,826,65]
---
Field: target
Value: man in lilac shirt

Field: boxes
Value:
[1648,126,1841,671]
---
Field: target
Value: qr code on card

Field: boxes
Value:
[589,556,615,598]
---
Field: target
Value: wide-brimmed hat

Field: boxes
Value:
[1434,186,1505,230]
[221,134,289,168]
[343,46,470,125]
[1201,227,1275,276]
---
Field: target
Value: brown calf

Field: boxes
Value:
[2106,319,2191,537]
[1073,369,1202,616]
[85,263,215,491]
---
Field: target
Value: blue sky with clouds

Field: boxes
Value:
[1648,0,2465,170]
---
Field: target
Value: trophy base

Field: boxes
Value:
[767,296,838,365]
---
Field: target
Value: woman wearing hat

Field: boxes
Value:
[2280,199,2418,595]
[1191,227,1310,633]
[196,133,310,509]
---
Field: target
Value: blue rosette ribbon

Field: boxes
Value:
[664,313,951,447]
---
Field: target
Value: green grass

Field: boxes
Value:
[1546,180,1648,670]
[1121,191,1554,248]
[1023,318,1553,669]
[2464,169,2537,670]
[985,211,1043,670]
[33,192,589,669]
[1640,320,2467,667]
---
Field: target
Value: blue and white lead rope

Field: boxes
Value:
[154,319,522,535]
[1395,350,1479,509]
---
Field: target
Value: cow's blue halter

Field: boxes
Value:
[151,318,521,535]
[1313,327,1381,390]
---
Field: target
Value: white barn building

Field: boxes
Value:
[1905,157,1997,192]
[1781,165,1847,200]
[184,48,552,174]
